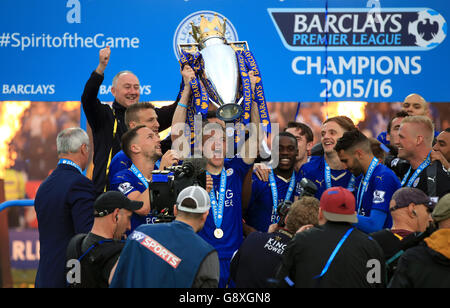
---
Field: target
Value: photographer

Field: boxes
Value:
[109,186,219,288]
[371,187,435,281]
[230,197,319,288]
[66,191,143,288]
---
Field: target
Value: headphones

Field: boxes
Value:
[412,210,417,217]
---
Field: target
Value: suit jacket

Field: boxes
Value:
[34,163,95,288]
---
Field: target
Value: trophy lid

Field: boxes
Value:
[190,14,227,45]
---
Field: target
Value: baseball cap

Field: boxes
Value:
[94,191,143,217]
[431,193,450,223]
[176,186,211,214]
[390,187,436,212]
[320,187,358,223]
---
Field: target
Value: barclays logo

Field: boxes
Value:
[173,11,239,60]
[268,7,447,51]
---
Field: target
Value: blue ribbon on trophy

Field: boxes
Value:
[177,14,271,147]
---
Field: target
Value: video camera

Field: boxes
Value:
[149,158,207,223]
[277,178,317,227]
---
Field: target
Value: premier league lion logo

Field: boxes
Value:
[408,9,447,48]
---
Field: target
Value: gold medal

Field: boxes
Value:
[214,228,224,239]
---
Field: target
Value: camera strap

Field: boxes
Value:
[130,164,149,189]
[356,157,379,215]
[314,227,354,280]
[268,169,296,224]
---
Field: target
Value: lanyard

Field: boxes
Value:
[58,159,83,174]
[401,152,431,187]
[324,157,356,191]
[130,164,149,189]
[314,227,354,279]
[356,157,379,215]
[207,168,227,230]
[268,169,296,224]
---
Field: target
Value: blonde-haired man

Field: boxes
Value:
[396,116,450,199]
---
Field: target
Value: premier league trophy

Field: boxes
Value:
[177,13,271,144]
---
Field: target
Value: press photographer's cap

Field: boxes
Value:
[390,187,436,212]
[432,193,450,223]
[320,187,358,224]
[94,191,143,217]
[176,186,211,214]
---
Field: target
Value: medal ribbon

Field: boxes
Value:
[130,164,149,189]
[268,169,296,224]
[401,151,431,187]
[207,168,227,231]
[356,157,379,215]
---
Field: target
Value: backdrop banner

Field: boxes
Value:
[0,0,448,103]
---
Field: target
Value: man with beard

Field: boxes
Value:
[244,132,299,233]
[109,125,162,233]
[335,129,401,233]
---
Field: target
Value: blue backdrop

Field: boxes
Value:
[0,0,448,103]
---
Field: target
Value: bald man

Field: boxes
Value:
[402,93,429,117]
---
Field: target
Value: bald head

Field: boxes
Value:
[402,93,429,116]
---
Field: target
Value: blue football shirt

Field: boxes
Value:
[110,168,156,233]
[245,171,297,232]
[297,155,355,200]
[198,157,252,261]
[354,163,401,230]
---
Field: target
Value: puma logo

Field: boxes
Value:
[315,179,324,187]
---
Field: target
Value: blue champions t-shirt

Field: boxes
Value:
[354,163,401,229]
[110,168,156,234]
[198,157,252,261]
[245,171,297,232]
[297,155,355,200]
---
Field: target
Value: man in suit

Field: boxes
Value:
[34,127,95,288]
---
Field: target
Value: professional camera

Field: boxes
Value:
[149,158,207,223]
[276,178,317,227]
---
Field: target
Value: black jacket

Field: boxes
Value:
[81,71,178,196]
[276,222,386,288]
[388,229,450,288]
[230,229,293,288]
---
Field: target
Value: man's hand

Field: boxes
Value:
[181,65,196,85]
[158,150,180,171]
[205,174,213,194]
[431,149,450,170]
[253,163,270,182]
[296,224,314,234]
[96,46,111,75]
